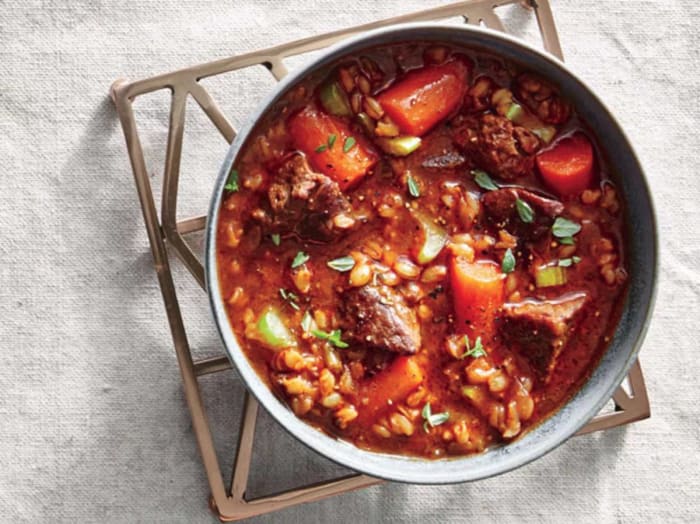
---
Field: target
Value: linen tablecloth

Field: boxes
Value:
[1,1,698,522]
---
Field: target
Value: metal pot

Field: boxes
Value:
[205,23,657,484]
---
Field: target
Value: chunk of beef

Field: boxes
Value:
[500,293,587,380]
[453,114,541,180]
[341,284,421,355]
[480,187,563,241]
[256,155,356,241]
[482,187,563,224]
[514,73,571,125]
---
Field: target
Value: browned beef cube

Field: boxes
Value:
[453,114,541,180]
[256,154,356,241]
[500,293,587,380]
[481,187,564,229]
[341,285,422,355]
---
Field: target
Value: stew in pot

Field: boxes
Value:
[215,43,627,458]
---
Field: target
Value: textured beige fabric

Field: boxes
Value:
[0,1,698,522]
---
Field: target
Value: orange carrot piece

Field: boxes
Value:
[536,133,595,196]
[287,105,378,190]
[450,257,505,340]
[359,356,424,422]
[376,60,470,136]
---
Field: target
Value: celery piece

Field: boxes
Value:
[535,266,567,288]
[532,126,557,144]
[414,211,447,265]
[256,307,297,349]
[319,81,352,117]
[377,136,422,157]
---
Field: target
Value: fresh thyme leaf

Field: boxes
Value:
[502,248,516,273]
[328,329,349,348]
[558,256,582,267]
[343,136,356,153]
[552,217,581,238]
[421,402,432,420]
[328,133,337,149]
[515,198,534,223]
[559,236,575,245]
[270,234,281,246]
[429,412,450,426]
[291,251,310,268]
[421,402,450,432]
[326,256,355,272]
[461,335,487,359]
[279,288,300,310]
[472,169,499,191]
[224,169,239,192]
[311,328,348,348]
[558,258,573,267]
[407,174,420,198]
[315,144,327,153]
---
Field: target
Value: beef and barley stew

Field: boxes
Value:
[216,43,627,458]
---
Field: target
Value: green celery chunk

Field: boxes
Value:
[256,307,297,349]
[505,103,524,122]
[414,211,447,265]
[535,266,567,288]
[532,126,557,144]
[319,81,352,117]
[377,136,422,157]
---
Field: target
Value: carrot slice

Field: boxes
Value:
[287,106,378,190]
[450,257,505,340]
[536,133,595,196]
[359,356,424,422]
[376,60,470,136]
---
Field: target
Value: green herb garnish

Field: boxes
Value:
[460,335,487,359]
[270,234,281,246]
[328,133,337,149]
[552,217,581,238]
[407,174,420,198]
[559,236,575,245]
[291,251,310,268]
[558,256,582,267]
[558,258,574,267]
[315,144,327,153]
[421,402,450,433]
[472,169,499,191]
[224,169,240,192]
[502,248,516,273]
[343,136,357,153]
[515,198,534,223]
[326,256,355,272]
[311,328,349,348]
[279,288,300,311]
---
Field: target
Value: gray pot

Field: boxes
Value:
[205,23,657,484]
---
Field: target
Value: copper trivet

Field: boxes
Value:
[110,1,650,520]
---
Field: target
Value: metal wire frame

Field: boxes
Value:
[110,0,650,520]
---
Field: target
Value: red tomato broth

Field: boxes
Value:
[215,42,628,458]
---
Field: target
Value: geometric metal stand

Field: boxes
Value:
[110,0,650,520]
